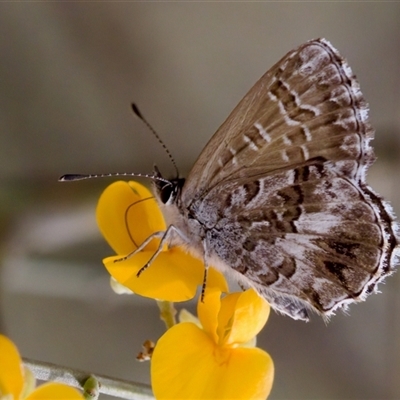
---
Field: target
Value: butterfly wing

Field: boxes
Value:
[180,38,399,320]
[182,38,374,205]
[189,159,398,320]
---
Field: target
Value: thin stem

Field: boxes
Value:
[23,358,153,400]
[156,300,177,329]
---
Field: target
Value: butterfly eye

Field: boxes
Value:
[160,184,174,204]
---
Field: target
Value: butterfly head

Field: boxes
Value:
[153,165,185,206]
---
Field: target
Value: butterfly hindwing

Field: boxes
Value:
[187,158,397,319]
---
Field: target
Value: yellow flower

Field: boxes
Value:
[96,181,227,301]
[151,288,274,399]
[0,334,84,400]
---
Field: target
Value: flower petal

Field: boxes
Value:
[98,180,229,301]
[0,334,23,399]
[26,383,84,399]
[105,249,200,301]
[222,289,270,346]
[110,277,134,295]
[178,309,201,327]
[96,181,165,255]
[216,291,241,345]
[20,366,36,399]
[105,244,228,302]
[203,267,229,293]
[151,322,215,399]
[151,323,274,399]
[213,346,274,399]
[197,287,223,343]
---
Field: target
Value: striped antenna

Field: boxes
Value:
[131,103,179,178]
[59,172,172,185]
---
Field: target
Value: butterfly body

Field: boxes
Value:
[154,38,399,321]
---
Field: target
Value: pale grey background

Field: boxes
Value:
[0,3,400,400]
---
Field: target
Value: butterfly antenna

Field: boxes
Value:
[131,103,179,178]
[59,172,172,186]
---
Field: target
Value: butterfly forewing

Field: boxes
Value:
[182,38,374,205]
[172,38,399,321]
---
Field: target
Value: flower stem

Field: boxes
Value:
[23,358,153,400]
[156,300,177,329]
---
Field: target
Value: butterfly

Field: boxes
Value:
[62,38,399,321]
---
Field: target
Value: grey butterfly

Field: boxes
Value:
[63,38,399,321]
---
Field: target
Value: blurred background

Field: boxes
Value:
[0,3,399,399]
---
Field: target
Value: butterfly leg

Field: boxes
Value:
[200,239,211,302]
[113,230,165,264]
[136,225,189,277]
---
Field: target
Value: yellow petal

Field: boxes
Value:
[151,323,214,399]
[105,248,205,301]
[222,289,270,346]
[151,323,274,399]
[206,267,229,294]
[97,180,228,301]
[216,291,241,345]
[105,245,228,302]
[26,383,84,399]
[197,287,223,343]
[212,347,274,399]
[96,181,165,255]
[0,335,23,399]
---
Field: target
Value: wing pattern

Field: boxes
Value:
[189,158,397,319]
[183,38,374,204]
[177,38,398,320]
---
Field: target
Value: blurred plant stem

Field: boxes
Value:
[23,358,153,400]
[156,300,176,329]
